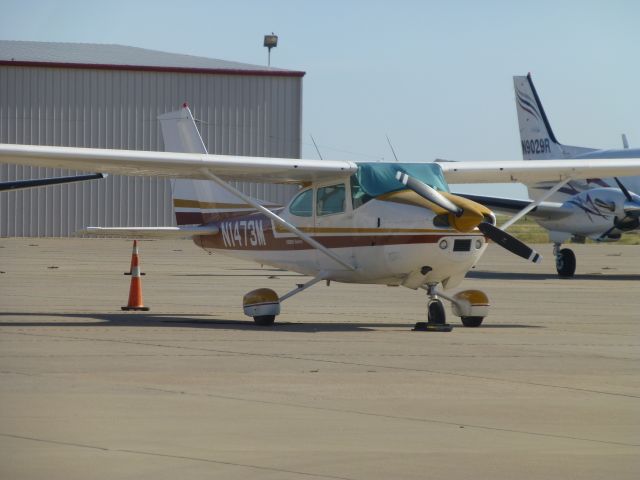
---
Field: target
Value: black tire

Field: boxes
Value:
[556,248,576,278]
[461,316,484,327]
[254,315,275,326]
[428,300,446,325]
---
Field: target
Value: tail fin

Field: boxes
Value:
[159,105,276,225]
[514,74,594,159]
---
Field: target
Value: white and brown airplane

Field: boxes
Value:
[1,106,640,330]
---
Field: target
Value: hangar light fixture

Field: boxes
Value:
[264,33,278,66]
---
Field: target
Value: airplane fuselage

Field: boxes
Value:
[538,188,640,240]
[193,195,487,289]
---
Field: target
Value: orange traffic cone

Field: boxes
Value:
[121,240,150,311]
[124,240,145,275]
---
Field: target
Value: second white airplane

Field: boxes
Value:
[458,73,640,277]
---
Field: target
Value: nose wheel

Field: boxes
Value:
[428,299,446,324]
[414,284,453,332]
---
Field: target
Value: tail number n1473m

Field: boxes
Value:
[221,220,267,248]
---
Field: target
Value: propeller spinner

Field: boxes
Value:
[396,171,541,263]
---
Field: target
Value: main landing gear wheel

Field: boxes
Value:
[556,248,576,278]
[253,315,275,326]
[461,316,484,327]
[243,288,280,327]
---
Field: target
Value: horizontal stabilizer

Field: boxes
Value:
[78,226,219,239]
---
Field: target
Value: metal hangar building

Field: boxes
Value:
[0,40,304,237]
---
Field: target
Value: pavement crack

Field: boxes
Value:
[0,432,355,480]
[141,387,640,448]
[4,330,639,399]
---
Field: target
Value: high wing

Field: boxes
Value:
[2,144,640,186]
[452,192,573,221]
[0,144,356,184]
[440,159,640,184]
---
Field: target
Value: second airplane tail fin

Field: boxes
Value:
[514,74,595,160]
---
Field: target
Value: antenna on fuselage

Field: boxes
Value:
[310,134,323,160]
[386,134,399,162]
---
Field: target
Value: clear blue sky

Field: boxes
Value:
[2,0,639,195]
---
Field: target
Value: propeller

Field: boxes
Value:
[396,171,462,215]
[613,177,640,216]
[396,171,542,263]
[602,177,640,236]
[614,177,633,202]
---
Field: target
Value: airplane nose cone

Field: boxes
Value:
[441,192,494,233]
[449,207,485,233]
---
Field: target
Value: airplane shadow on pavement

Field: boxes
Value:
[467,271,640,281]
[0,312,542,331]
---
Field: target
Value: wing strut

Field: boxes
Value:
[500,177,571,231]
[200,169,356,271]
[279,272,328,302]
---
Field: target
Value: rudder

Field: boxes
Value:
[159,105,275,225]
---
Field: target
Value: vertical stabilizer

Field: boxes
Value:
[514,74,595,160]
[159,105,274,225]
[514,74,565,159]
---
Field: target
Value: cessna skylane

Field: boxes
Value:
[1,106,640,329]
[459,73,640,277]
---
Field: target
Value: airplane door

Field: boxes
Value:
[279,187,316,272]
[314,181,355,271]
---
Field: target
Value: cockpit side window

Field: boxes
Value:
[317,184,346,216]
[288,189,313,217]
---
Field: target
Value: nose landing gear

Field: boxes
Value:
[415,284,490,331]
[413,284,454,332]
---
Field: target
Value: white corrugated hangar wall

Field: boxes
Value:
[0,61,303,237]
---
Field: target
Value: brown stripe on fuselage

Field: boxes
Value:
[176,210,258,224]
[192,212,482,251]
[173,199,280,209]
[175,206,285,225]
[274,225,450,234]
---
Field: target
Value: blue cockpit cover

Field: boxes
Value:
[355,162,449,197]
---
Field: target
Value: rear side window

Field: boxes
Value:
[317,184,345,216]
[289,189,313,217]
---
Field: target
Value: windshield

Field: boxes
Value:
[354,162,449,198]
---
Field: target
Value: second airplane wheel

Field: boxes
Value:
[428,300,446,325]
[556,248,576,278]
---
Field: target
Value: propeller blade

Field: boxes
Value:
[396,171,462,215]
[477,222,542,264]
[614,177,633,202]
[597,224,618,241]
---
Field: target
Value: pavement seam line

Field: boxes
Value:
[4,330,639,399]
[0,433,355,480]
